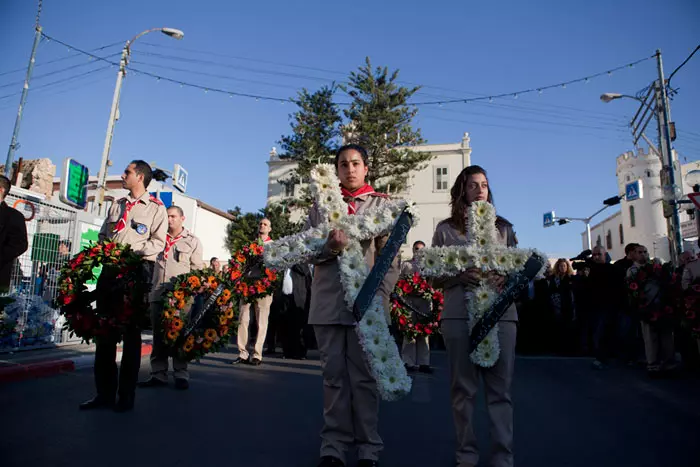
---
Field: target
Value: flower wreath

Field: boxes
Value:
[228,240,278,303]
[160,268,236,361]
[681,278,700,338]
[626,261,677,323]
[391,271,443,340]
[56,241,149,344]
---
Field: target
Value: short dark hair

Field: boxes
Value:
[167,205,184,217]
[335,144,369,167]
[130,160,153,188]
[624,243,640,255]
[413,241,426,249]
[210,257,218,263]
[0,175,10,197]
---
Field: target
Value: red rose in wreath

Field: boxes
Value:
[228,239,278,304]
[391,272,443,340]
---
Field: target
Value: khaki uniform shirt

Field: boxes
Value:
[432,218,518,321]
[307,193,400,326]
[98,191,168,262]
[150,228,205,301]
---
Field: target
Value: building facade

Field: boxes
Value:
[585,147,700,261]
[266,133,473,259]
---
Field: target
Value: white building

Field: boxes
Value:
[585,147,700,261]
[266,133,474,259]
[50,175,234,263]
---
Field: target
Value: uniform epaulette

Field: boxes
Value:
[149,194,164,206]
[117,197,127,204]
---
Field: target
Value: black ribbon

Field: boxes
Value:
[469,253,546,351]
[353,209,413,322]
[183,284,225,337]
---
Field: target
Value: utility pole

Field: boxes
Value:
[655,49,684,265]
[4,24,42,178]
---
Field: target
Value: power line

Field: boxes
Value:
[0,54,119,89]
[667,44,700,84]
[0,64,112,100]
[0,40,122,77]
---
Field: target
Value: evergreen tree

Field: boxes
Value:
[225,203,303,254]
[340,57,432,193]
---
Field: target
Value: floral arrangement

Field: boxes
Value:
[626,261,677,324]
[391,272,443,340]
[56,241,149,344]
[682,278,700,338]
[228,240,278,304]
[416,200,546,367]
[264,164,419,401]
[160,268,236,361]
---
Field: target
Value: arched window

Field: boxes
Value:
[630,206,636,227]
[619,224,624,244]
[606,230,613,250]
[596,235,602,247]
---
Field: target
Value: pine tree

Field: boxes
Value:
[225,203,303,254]
[340,57,433,194]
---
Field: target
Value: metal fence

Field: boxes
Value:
[1,192,78,350]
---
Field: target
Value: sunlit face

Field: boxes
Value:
[466,173,489,204]
[210,259,221,271]
[557,260,568,274]
[592,247,606,264]
[121,163,143,191]
[167,208,185,232]
[337,149,368,191]
[259,218,272,237]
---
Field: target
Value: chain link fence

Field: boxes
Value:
[1,192,78,350]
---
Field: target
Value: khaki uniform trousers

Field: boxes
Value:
[640,322,675,371]
[150,302,189,381]
[442,319,517,467]
[314,325,382,464]
[401,335,430,367]
[237,295,273,360]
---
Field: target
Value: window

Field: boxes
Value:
[606,230,613,250]
[646,170,652,178]
[629,206,636,227]
[434,166,449,191]
[626,175,631,182]
[284,182,295,197]
[619,224,624,244]
[596,235,602,247]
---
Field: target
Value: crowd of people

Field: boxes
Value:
[517,243,700,377]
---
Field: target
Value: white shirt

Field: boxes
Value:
[282,268,293,295]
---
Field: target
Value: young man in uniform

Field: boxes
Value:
[232,218,274,366]
[139,205,204,390]
[309,144,400,467]
[80,160,167,413]
[0,175,28,293]
[400,240,433,374]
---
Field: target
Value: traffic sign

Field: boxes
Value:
[625,179,642,201]
[689,192,700,211]
[59,158,89,209]
[543,211,555,228]
[173,164,188,193]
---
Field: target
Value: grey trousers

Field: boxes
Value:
[149,302,189,381]
[314,325,382,464]
[442,319,517,467]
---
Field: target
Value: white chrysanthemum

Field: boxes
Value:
[419,248,444,277]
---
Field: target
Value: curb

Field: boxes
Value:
[0,343,153,384]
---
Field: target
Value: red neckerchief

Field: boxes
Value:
[164,231,184,259]
[260,235,272,243]
[114,199,139,233]
[340,184,375,215]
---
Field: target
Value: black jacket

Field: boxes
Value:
[0,201,28,292]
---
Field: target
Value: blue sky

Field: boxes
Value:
[1,0,699,258]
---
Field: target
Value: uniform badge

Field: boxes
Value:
[133,222,148,235]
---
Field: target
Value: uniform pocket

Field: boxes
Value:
[174,244,192,263]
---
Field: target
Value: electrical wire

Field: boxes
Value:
[0,54,120,89]
[0,64,112,100]
[0,41,123,77]
[667,45,700,84]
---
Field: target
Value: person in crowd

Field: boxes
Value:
[432,165,518,467]
[232,218,274,366]
[81,160,167,412]
[140,205,204,390]
[278,263,312,359]
[615,243,643,365]
[0,175,28,294]
[588,246,624,370]
[546,258,577,355]
[210,257,221,272]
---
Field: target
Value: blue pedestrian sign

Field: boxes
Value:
[625,180,643,201]
[543,211,555,228]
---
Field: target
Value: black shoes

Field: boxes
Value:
[231,357,249,365]
[357,460,379,467]
[418,365,434,374]
[138,377,168,388]
[114,396,134,413]
[79,396,114,411]
[317,456,345,467]
[175,378,189,390]
[251,358,262,366]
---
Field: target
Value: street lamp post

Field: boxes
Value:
[549,196,622,250]
[94,27,184,215]
[600,49,684,265]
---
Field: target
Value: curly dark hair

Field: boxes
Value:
[448,165,495,233]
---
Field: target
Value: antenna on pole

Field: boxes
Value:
[36,0,43,29]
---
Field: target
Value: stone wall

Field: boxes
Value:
[0,158,56,198]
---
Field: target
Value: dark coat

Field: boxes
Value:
[0,201,28,292]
